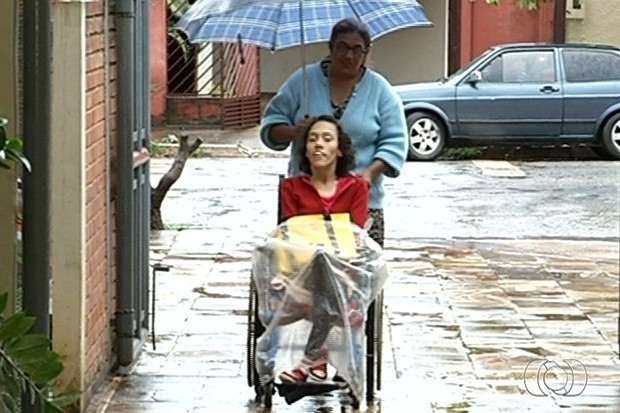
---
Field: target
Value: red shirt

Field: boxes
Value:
[280,175,369,228]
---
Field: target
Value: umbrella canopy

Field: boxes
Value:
[176,0,433,50]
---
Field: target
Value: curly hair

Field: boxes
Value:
[297,115,356,177]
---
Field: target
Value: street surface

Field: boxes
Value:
[152,158,619,240]
[89,158,620,413]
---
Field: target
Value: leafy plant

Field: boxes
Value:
[1,118,79,411]
[0,117,31,172]
[0,293,80,412]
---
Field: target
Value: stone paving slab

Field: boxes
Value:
[88,233,620,413]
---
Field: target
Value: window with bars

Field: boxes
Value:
[566,0,585,19]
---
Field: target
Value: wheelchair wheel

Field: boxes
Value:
[263,382,274,408]
[365,299,376,402]
[245,281,256,387]
[248,277,268,400]
[376,290,384,391]
[365,289,385,402]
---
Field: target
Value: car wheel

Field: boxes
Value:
[601,112,620,159]
[591,146,616,159]
[406,112,446,161]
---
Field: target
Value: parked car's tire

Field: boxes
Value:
[600,112,620,159]
[406,112,446,161]
[591,145,617,159]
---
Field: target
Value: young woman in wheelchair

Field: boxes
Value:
[274,114,369,384]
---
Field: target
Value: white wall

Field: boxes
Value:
[565,0,620,47]
[51,1,88,397]
[259,0,448,92]
[0,0,18,314]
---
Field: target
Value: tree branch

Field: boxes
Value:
[151,132,203,230]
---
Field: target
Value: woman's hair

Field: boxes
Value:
[329,18,371,50]
[297,114,356,177]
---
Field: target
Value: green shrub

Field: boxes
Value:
[0,293,80,412]
[0,117,30,172]
[1,117,79,412]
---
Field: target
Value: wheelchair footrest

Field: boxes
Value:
[276,381,344,405]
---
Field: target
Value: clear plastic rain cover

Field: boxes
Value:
[251,213,389,401]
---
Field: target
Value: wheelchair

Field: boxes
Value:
[246,175,384,410]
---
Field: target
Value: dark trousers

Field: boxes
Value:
[302,252,341,360]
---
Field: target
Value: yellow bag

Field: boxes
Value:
[272,213,358,277]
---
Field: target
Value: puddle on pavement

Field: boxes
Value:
[430,401,471,412]
[531,313,590,321]
[117,222,620,413]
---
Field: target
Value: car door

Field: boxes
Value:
[560,48,620,137]
[455,49,563,138]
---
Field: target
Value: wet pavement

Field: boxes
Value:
[88,158,619,413]
[147,158,619,240]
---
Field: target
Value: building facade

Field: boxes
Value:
[565,0,620,47]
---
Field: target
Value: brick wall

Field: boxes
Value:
[84,0,116,400]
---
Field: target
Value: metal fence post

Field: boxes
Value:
[21,0,52,411]
[115,0,137,367]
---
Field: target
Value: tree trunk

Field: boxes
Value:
[151,133,203,230]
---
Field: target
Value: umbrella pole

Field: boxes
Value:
[301,45,308,116]
[299,0,308,116]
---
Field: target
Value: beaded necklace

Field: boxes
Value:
[320,58,365,120]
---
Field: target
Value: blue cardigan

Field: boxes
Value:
[260,61,408,210]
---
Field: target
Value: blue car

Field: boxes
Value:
[394,43,620,160]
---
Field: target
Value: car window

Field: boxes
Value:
[479,51,556,83]
[562,49,620,82]
[447,48,494,81]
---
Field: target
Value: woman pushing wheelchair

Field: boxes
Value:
[252,115,389,404]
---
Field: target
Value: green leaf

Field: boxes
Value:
[20,156,31,172]
[0,125,6,148]
[7,335,51,363]
[0,312,35,341]
[1,392,17,413]
[0,288,78,412]
[3,370,21,398]
[51,390,81,407]
[44,399,65,413]
[0,293,7,314]
[20,155,32,172]
[5,139,22,152]
[20,380,36,405]
[5,151,31,172]
[20,357,63,383]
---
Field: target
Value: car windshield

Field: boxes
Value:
[442,48,495,82]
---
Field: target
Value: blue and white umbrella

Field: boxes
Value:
[175,0,432,114]
[176,0,432,51]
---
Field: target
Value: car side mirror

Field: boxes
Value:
[467,70,482,84]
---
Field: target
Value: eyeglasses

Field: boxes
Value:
[333,42,367,58]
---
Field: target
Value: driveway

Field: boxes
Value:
[87,158,620,413]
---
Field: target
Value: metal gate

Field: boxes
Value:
[115,0,151,367]
[166,0,261,128]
